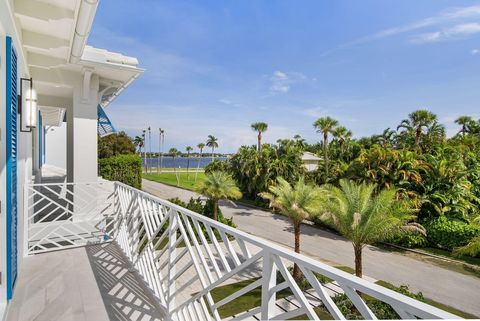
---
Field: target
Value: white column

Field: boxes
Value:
[67,72,99,182]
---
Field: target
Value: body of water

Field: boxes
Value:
[142,156,227,169]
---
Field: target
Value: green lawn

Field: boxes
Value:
[143,171,206,190]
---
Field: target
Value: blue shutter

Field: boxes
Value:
[97,105,117,137]
[6,36,18,300]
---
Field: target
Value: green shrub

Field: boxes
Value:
[425,216,480,251]
[167,197,236,229]
[205,160,230,174]
[333,283,425,320]
[385,231,427,248]
[98,154,142,188]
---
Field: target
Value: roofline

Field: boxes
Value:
[68,0,99,63]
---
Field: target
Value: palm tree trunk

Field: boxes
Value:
[354,243,363,278]
[415,127,422,146]
[213,199,219,221]
[257,132,262,152]
[195,150,202,182]
[187,153,190,180]
[293,222,302,281]
[212,147,215,162]
[323,133,329,179]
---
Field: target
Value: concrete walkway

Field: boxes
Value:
[142,179,480,317]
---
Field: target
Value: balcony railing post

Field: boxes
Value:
[166,207,177,319]
[261,251,278,320]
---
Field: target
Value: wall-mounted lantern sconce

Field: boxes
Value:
[19,77,38,132]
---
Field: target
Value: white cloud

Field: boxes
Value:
[472,49,480,55]
[321,5,480,55]
[269,71,311,94]
[411,22,480,43]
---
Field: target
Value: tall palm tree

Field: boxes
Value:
[186,146,193,179]
[169,148,180,185]
[159,129,165,172]
[318,179,423,277]
[206,135,219,162]
[133,136,144,153]
[251,122,268,152]
[142,130,147,172]
[455,116,474,136]
[313,116,338,178]
[195,171,242,221]
[260,177,321,281]
[195,143,205,182]
[397,109,437,146]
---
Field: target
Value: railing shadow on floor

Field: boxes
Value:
[85,242,167,321]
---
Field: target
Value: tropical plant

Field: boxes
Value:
[98,131,136,159]
[251,122,268,152]
[206,135,219,162]
[332,126,352,155]
[397,109,437,147]
[313,116,339,179]
[454,115,473,136]
[169,148,180,185]
[186,146,193,178]
[229,144,304,200]
[317,179,423,277]
[133,135,144,153]
[260,177,320,280]
[195,171,242,221]
[196,143,206,182]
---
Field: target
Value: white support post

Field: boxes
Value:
[261,252,277,320]
[167,208,177,319]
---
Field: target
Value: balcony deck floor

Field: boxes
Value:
[6,243,165,321]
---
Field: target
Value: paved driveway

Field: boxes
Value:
[142,179,480,316]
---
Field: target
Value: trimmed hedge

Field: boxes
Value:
[98,154,142,189]
[425,216,480,251]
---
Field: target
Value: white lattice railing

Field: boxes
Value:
[25,181,460,320]
[112,182,460,321]
[24,181,115,255]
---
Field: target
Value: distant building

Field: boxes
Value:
[301,152,322,171]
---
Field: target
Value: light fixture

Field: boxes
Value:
[19,77,38,132]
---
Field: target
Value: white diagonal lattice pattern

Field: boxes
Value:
[26,181,461,320]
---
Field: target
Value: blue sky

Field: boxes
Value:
[89,0,480,153]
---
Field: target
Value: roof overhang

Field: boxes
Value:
[12,0,143,121]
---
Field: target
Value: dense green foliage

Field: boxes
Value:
[425,216,480,251]
[221,111,480,256]
[229,142,305,201]
[98,131,136,158]
[168,197,236,228]
[98,154,142,188]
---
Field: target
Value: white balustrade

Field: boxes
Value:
[25,181,461,320]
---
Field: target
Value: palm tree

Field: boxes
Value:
[169,148,180,185]
[332,126,352,154]
[397,109,437,146]
[318,179,423,277]
[455,116,474,136]
[293,134,307,149]
[251,122,268,152]
[206,135,219,162]
[133,136,144,153]
[186,146,193,179]
[313,116,338,178]
[260,177,321,281]
[142,130,147,172]
[195,171,242,221]
[195,143,205,182]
